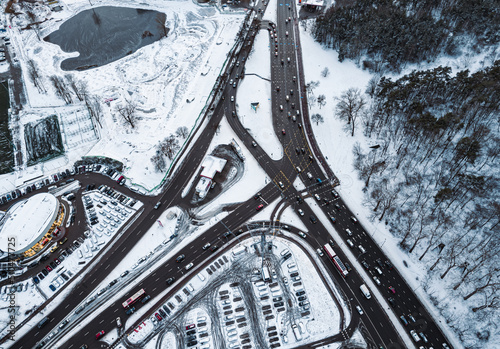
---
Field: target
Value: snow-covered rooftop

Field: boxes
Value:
[0,193,59,254]
[200,155,227,179]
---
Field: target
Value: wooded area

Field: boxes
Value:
[313,0,500,73]
[354,62,499,344]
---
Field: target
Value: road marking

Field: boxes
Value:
[100,319,104,324]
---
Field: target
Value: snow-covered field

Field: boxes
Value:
[298,18,498,349]
[0,0,245,194]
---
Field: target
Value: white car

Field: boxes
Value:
[231,96,234,102]
[297,209,304,216]
[356,305,363,315]
[316,248,324,257]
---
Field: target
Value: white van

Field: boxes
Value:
[307,172,313,179]
[360,284,371,299]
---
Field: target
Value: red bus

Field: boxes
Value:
[323,244,348,277]
[122,288,146,308]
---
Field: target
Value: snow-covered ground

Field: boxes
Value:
[0,190,142,342]
[298,17,497,349]
[0,0,245,194]
[236,28,283,160]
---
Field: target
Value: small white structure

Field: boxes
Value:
[195,155,227,199]
[299,0,324,9]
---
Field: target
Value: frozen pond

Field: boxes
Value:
[44,6,167,71]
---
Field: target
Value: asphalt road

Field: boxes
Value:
[4,1,453,349]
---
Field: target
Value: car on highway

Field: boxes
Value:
[280,105,283,111]
[388,286,396,294]
[316,248,323,257]
[385,260,394,270]
[351,216,358,223]
[296,196,303,203]
[154,201,161,209]
[346,239,354,248]
[361,260,370,269]
[176,255,185,263]
[408,314,416,323]
[166,277,175,285]
[373,276,381,286]
[409,330,420,342]
[96,330,105,340]
[345,228,353,236]
[142,295,151,304]
[400,315,408,326]
[209,245,218,252]
[331,190,339,198]
[310,215,317,224]
[126,307,135,315]
[282,129,286,135]
[356,305,363,315]
[231,96,234,102]
[185,263,194,271]
[374,267,383,275]
[388,297,395,306]
[278,181,284,189]
[202,243,211,250]
[297,208,304,216]
[285,31,289,36]
[298,231,307,239]
[344,262,352,272]
[256,204,264,211]
[252,141,257,147]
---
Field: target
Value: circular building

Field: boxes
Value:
[0,193,63,261]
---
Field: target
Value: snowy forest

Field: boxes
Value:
[347,62,500,346]
[312,0,500,73]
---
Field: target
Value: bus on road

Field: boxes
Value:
[122,288,146,308]
[323,244,349,277]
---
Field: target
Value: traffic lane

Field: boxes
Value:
[306,187,451,346]
[69,188,283,346]
[289,204,405,348]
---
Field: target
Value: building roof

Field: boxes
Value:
[0,193,59,254]
[200,155,227,179]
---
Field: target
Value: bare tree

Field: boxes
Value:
[176,126,189,139]
[336,87,366,136]
[151,150,167,172]
[321,67,330,78]
[156,14,169,38]
[464,269,500,301]
[317,94,326,109]
[65,75,86,101]
[85,94,103,128]
[116,99,138,128]
[50,75,72,104]
[160,134,180,160]
[26,59,45,93]
[305,81,319,107]
[311,113,324,125]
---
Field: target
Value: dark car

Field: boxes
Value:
[126,307,135,315]
[296,196,303,203]
[309,215,317,224]
[141,295,151,304]
[298,296,307,301]
[176,255,185,263]
[295,291,305,296]
[361,260,370,269]
[344,262,352,272]
[158,308,167,317]
[385,260,394,270]
[166,277,175,285]
[254,192,261,200]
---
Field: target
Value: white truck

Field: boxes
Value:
[360,284,371,299]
